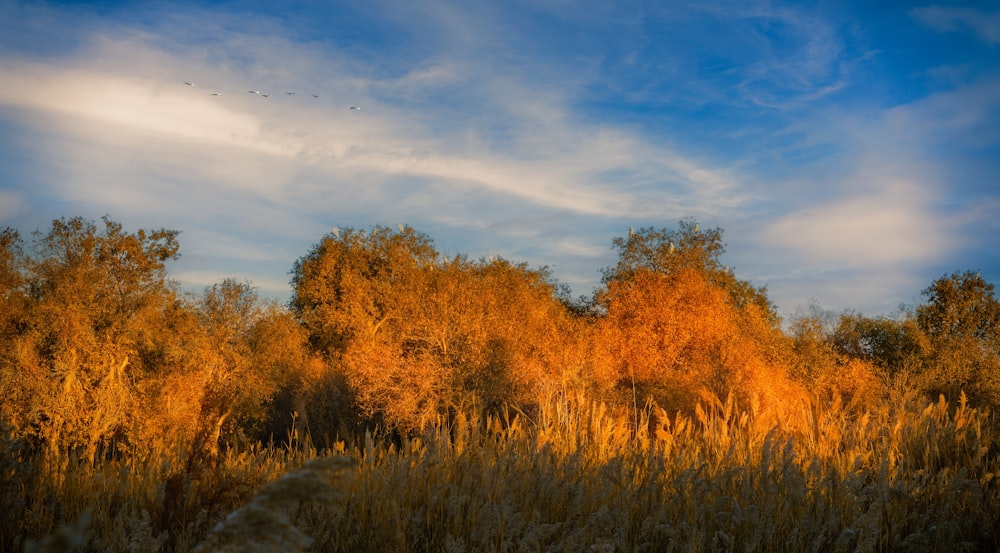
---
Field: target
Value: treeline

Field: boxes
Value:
[1,215,999,465]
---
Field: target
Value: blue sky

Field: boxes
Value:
[1,0,998,321]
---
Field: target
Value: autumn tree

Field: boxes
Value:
[0,229,31,434]
[782,306,890,408]
[291,226,575,431]
[594,221,799,418]
[914,270,1000,407]
[184,279,280,453]
[0,229,25,323]
[131,279,314,458]
[196,280,263,442]
[829,312,928,379]
[246,301,330,444]
[364,255,574,422]
[602,220,778,326]
[786,301,839,382]
[291,226,438,355]
[208,282,325,448]
[1,216,180,461]
[290,226,438,430]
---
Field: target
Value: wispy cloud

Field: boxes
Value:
[0,7,737,298]
[911,6,1000,45]
[0,62,278,153]
[633,1,860,110]
[732,7,850,108]
[0,22,740,217]
[741,70,1000,315]
[1,1,997,318]
[760,177,952,268]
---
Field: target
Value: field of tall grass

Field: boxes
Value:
[7,388,1000,553]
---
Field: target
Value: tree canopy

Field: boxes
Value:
[914,271,1000,406]
[601,220,778,327]
[3,215,999,458]
[290,225,577,430]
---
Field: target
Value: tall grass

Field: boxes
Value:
[9,388,1000,552]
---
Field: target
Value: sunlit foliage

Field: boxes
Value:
[3,215,1000,552]
[787,308,885,409]
[0,216,179,462]
[593,223,799,422]
[915,270,1000,407]
[291,226,576,431]
[603,220,778,326]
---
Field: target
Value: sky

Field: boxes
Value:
[1,0,998,322]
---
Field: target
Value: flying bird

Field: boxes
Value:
[348,106,362,110]
[261,94,270,98]
[248,90,260,94]
[210,93,223,96]
[184,81,194,86]
[312,94,321,98]
[285,92,295,95]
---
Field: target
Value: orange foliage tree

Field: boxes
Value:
[0,217,180,461]
[291,226,575,431]
[137,280,299,458]
[787,307,886,410]
[914,270,1000,407]
[0,229,33,438]
[593,221,800,418]
[0,217,311,462]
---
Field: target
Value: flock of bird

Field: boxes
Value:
[182,81,361,110]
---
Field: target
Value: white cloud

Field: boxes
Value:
[911,6,1000,45]
[0,60,283,152]
[883,79,1000,149]
[760,178,951,268]
[0,12,743,302]
[4,0,995,319]
[0,26,735,222]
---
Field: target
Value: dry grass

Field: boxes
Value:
[9,389,1000,553]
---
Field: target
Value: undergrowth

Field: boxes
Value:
[8,389,1000,553]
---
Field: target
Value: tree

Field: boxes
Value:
[0,228,25,310]
[786,301,838,382]
[916,271,1000,342]
[291,226,575,431]
[247,301,328,443]
[601,220,778,327]
[193,279,270,451]
[291,225,438,356]
[785,304,885,408]
[133,279,312,458]
[3,216,180,460]
[593,222,798,418]
[914,271,1000,406]
[830,312,928,378]
[291,226,443,430]
[0,229,31,433]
